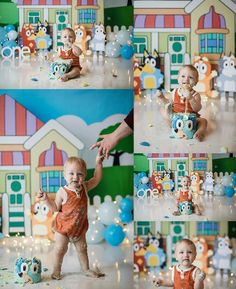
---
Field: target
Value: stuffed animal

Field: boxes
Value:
[193,56,218,98]
[213,236,232,276]
[140,49,163,97]
[161,170,175,192]
[49,59,72,80]
[31,200,54,240]
[171,113,197,139]
[21,23,36,53]
[190,172,203,195]
[144,235,166,273]
[34,20,52,50]
[217,53,236,95]
[150,171,163,198]
[193,237,214,274]
[202,172,214,195]
[74,25,91,55]
[15,257,41,284]
[89,23,106,58]
[133,236,146,275]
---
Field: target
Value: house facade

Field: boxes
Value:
[14,0,104,48]
[134,0,236,89]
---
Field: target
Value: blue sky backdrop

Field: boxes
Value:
[0,89,133,124]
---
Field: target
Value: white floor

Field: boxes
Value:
[134,94,236,153]
[134,273,236,289]
[134,194,236,221]
[0,237,132,289]
[0,55,133,89]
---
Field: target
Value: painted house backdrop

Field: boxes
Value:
[0,90,133,235]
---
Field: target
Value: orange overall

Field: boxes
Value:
[172,89,200,116]
[177,189,192,204]
[59,48,82,69]
[54,186,88,241]
[173,265,197,289]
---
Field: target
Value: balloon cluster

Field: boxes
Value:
[86,198,133,247]
[105,28,134,59]
[214,173,236,197]
[0,25,18,56]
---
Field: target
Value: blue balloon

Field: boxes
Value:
[120,44,134,60]
[119,211,132,223]
[4,24,15,33]
[232,173,236,186]
[224,186,235,198]
[119,197,133,212]
[2,40,17,56]
[104,224,125,246]
[0,27,7,45]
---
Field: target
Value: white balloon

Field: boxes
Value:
[98,201,119,225]
[106,32,116,42]
[214,184,225,196]
[221,175,232,186]
[116,30,130,46]
[86,220,105,244]
[88,205,98,220]
[125,222,134,242]
[8,30,18,41]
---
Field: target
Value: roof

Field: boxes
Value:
[0,151,30,166]
[134,14,190,29]
[38,141,68,168]
[185,0,236,13]
[16,0,72,5]
[24,119,84,150]
[192,153,209,159]
[147,153,189,159]
[196,6,229,34]
[77,0,98,6]
[0,94,44,137]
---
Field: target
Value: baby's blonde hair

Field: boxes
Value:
[61,28,76,39]
[175,238,196,253]
[179,65,199,82]
[64,157,87,177]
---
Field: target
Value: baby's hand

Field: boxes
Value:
[36,189,47,201]
[96,151,105,165]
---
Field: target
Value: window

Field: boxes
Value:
[78,9,96,24]
[56,11,68,31]
[134,36,147,55]
[41,171,66,193]
[193,160,207,171]
[28,11,40,24]
[200,33,224,54]
[156,162,165,172]
[136,221,152,236]
[197,222,219,236]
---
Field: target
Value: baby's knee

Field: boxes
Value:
[54,243,68,255]
[76,241,87,254]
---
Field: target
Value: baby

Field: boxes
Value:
[159,65,207,141]
[36,154,105,280]
[173,176,201,216]
[153,239,206,289]
[58,28,82,81]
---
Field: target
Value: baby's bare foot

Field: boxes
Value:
[61,74,69,82]
[51,271,62,280]
[173,211,180,216]
[82,269,105,278]
[194,128,205,142]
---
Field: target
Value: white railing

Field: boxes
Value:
[91,194,132,207]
